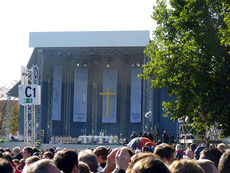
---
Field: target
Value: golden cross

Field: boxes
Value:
[99,88,116,118]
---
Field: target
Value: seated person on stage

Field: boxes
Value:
[113,134,119,144]
[109,134,114,144]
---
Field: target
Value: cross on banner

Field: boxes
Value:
[100,88,116,118]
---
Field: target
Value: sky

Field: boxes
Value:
[0,0,156,88]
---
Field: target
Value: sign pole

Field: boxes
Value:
[19,65,40,147]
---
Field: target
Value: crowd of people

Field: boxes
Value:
[0,131,229,173]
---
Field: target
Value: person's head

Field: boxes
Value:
[145,142,153,149]
[190,143,197,152]
[78,161,91,173]
[127,155,170,173]
[54,148,78,173]
[0,158,14,173]
[23,147,34,159]
[3,152,13,162]
[199,147,222,168]
[217,143,227,153]
[43,151,54,159]
[13,159,20,169]
[25,155,40,165]
[5,148,11,154]
[24,159,60,173]
[78,149,98,172]
[93,146,109,164]
[186,149,194,159]
[142,146,151,153]
[218,149,230,173]
[127,152,158,172]
[12,147,21,156]
[154,143,175,165]
[176,144,183,151]
[169,159,205,173]
[132,131,137,135]
[196,159,218,173]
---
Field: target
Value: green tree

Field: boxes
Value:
[0,85,19,136]
[10,103,19,135]
[141,0,230,136]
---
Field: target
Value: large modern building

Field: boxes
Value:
[9,31,177,143]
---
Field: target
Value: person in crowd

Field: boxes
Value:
[3,151,22,173]
[78,161,92,173]
[169,159,205,173]
[126,152,170,173]
[23,159,61,173]
[194,143,206,160]
[0,158,14,173]
[18,159,25,171]
[175,143,185,160]
[196,159,218,173]
[190,143,197,153]
[154,143,175,166]
[78,149,98,173]
[22,147,34,160]
[25,156,40,165]
[127,155,170,173]
[32,148,40,156]
[54,148,78,173]
[12,147,23,160]
[13,159,20,170]
[113,147,132,173]
[43,151,54,159]
[162,131,170,144]
[100,147,132,173]
[130,131,138,140]
[218,149,230,173]
[199,147,222,168]
[142,131,148,138]
[217,143,227,153]
[93,146,109,171]
[185,144,195,159]
[142,146,152,153]
[23,156,40,172]
[144,142,154,153]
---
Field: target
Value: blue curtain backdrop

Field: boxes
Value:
[130,68,142,123]
[52,66,62,121]
[73,68,88,122]
[101,69,117,123]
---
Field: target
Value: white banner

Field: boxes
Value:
[18,85,41,105]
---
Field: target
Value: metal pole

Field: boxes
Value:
[6,94,11,141]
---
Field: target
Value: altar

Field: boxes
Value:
[51,135,121,144]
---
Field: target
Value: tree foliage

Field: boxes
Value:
[141,0,230,136]
[0,85,19,136]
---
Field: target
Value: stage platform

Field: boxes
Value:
[0,142,123,150]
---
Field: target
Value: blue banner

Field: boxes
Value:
[130,68,142,123]
[52,66,62,121]
[73,68,88,122]
[101,69,117,123]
